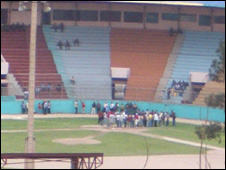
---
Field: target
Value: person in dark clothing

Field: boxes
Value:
[57,40,63,50]
[167,88,171,99]
[171,111,176,126]
[59,23,64,32]
[65,40,71,50]
[73,38,80,47]
[51,23,58,32]
[47,101,51,114]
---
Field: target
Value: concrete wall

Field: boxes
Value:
[1,1,225,32]
[1,100,225,123]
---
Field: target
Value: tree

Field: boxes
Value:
[196,41,225,169]
[205,93,225,110]
[209,41,225,82]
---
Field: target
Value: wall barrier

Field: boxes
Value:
[1,99,225,123]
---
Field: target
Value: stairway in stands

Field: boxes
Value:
[43,26,112,100]
[193,81,225,106]
[111,28,176,101]
[1,27,67,99]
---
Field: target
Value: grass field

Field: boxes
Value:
[1,118,224,156]
[145,123,225,148]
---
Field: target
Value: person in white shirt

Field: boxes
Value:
[74,100,78,114]
[154,112,159,127]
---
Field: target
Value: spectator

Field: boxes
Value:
[73,38,80,47]
[74,100,78,114]
[167,88,171,99]
[65,40,71,50]
[82,102,85,114]
[154,112,159,127]
[57,40,63,50]
[120,103,125,112]
[25,102,29,114]
[91,102,96,114]
[166,112,170,126]
[59,23,64,32]
[98,111,104,125]
[40,83,46,91]
[47,101,51,114]
[147,113,152,127]
[42,101,45,114]
[169,27,174,36]
[24,89,29,100]
[70,76,75,85]
[51,23,58,32]
[56,83,62,92]
[35,87,40,97]
[38,103,42,114]
[96,102,101,112]
[110,102,115,111]
[47,83,51,92]
[21,101,26,114]
[44,101,48,115]
[171,111,176,126]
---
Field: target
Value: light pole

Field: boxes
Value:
[25,1,38,169]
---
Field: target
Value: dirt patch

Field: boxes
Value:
[52,136,101,145]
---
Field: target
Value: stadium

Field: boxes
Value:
[1,1,225,169]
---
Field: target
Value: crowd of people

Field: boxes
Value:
[1,23,26,32]
[167,80,189,99]
[21,100,177,128]
[74,101,177,128]
[21,101,51,115]
[97,108,176,128]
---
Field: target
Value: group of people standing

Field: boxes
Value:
[167,80,189,99]
[98,108,177,128]
[37,101,51,115]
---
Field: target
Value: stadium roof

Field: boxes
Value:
[95,1,225,8]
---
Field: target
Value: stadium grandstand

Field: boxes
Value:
[1,1,225,115]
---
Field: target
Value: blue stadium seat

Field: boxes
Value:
[43,26,112,100]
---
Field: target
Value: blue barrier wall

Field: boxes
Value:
[1,100,225,123]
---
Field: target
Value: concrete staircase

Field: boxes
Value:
[7,74,23,96]
[193,81,225,106]
[154,34,184,102]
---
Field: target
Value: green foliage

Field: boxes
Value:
[209,41,225,82]
[195,123,223,143]
[205,93,225,109]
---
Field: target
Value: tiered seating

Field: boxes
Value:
[1,27,67,99]
[43,26,112,100]
[111,28,176,101]
[165,31,225,104]
[193,81,225,106]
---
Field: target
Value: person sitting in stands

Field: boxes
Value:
[56,83,62,92]
[70,76,75,85]
[47,83,51,92]
[59,23,64,32]
[73,38,80,47]
[51,23,58,32]
[57,40,63,50]
[167,87,171,99]
[65,40,71,50]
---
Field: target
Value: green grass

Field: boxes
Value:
[1,118,97,130]
[1,131,201,156]
[1,119,222,156]
[145,123,225,148]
